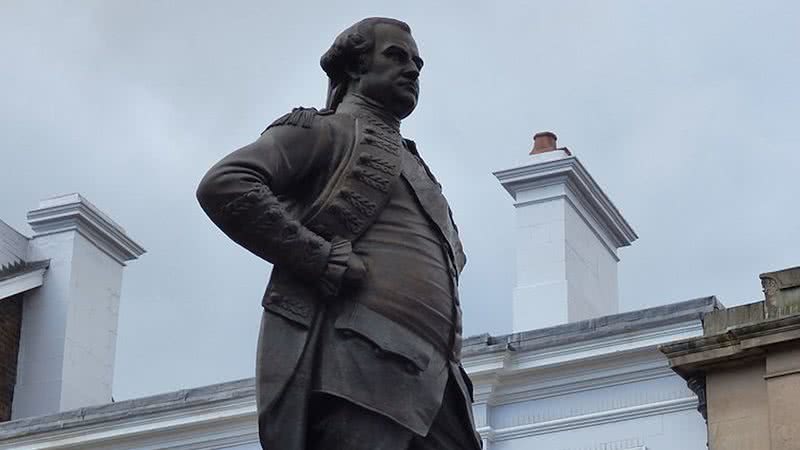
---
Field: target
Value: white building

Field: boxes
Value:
[0,135,713,449]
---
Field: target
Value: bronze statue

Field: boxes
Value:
[197,17,481,450]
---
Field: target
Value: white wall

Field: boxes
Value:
[14,230,126,418]
[564,201,619,322]
[480,371,706,450]
[467,309,709,450]
[14,232,74,418]
[510,187,623,331]
[512,189,569,331]
[61,232,123,410]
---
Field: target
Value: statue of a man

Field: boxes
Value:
[197,17,481,450]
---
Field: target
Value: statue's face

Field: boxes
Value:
[356,24,423,119]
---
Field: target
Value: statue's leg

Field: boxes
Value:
[409,375,483,450]
[256,309,321,450]
[307,393,415,450]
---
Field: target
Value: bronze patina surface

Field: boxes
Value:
[197,17,480,450]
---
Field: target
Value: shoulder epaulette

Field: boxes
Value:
[262,107,326,134]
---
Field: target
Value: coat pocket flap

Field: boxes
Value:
[262,267,316,328]
[334,303,432,371]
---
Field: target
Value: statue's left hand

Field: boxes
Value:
[343,252,367,288]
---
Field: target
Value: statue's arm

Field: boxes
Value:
[196,121,358,295]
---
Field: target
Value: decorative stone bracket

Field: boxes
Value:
[685,374,707,422]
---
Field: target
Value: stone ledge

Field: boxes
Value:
[761,265,800,319]
[464,296,720,358]
[661,314,800,375]
[0,378,254,441]
[493,155,638,248]
[26,193,145,265]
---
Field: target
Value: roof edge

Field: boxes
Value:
[463,296,721,357]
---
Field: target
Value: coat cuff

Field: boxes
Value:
[318,237,352,297]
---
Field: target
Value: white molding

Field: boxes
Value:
[3,316,707,448]
[480,397,695,442]
[494,156,637,249]
[464,321,703,382]
[560,444,646,450]
[509,322,703,374]
[0,397,258,450]
[464,319,704,422]
[3,390,675,449]
[27,193,145,265]
[491,359,675,405]
[473,378,499,403]
[476,425,495,442]
[463,350,509,377]
[0,268,46,301]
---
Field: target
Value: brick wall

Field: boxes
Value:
[0,294,23,422]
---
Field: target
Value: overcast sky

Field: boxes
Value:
[1,1,798,401]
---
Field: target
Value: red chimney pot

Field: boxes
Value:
[530,131,571,156]
[531,131,557,154]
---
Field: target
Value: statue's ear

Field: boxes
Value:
[344,54,370,81]
[344,66,361,81]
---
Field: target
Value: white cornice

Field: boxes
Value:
[465,321,703,378]
[0,396,257,450]
[662,314,800,374]
[493,156,637,248]
[472,381,499,403]
[463,350,509,377]
[509,322,703,373]
[27,194,145,265]
[491,359,674,405]
[464,320,703,407]
[0,267,47,301]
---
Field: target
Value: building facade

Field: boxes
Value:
[662,266,800,450]
[0,298,715,450]
[0,134,747,449]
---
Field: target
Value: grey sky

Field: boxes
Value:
[1,1,798,400]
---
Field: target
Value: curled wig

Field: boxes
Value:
[320,18,411,110]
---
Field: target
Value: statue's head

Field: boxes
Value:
[321,17,422,119]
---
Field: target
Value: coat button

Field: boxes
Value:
[404,362,419,375]
[372,346,385,357]
[341,329,354,338]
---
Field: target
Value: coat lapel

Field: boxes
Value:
[400,141,466,276]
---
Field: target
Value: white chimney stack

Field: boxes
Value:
[12,194,144,419]
[494,133,637,332]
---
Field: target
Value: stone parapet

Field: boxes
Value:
[761,266,800,319]
[660,265,800,450]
